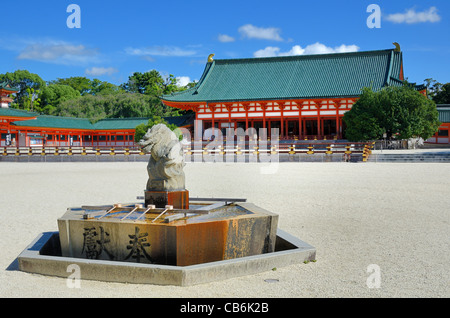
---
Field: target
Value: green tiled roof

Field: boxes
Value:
[162,49,415,103]
[0,108,38,118]
[9,113,195,131]
[93,118,150,130]
[93,113,194,130]
[0,82,19,92]
[11,115,94,130]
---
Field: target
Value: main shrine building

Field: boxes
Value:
[3,45,447,147]
[161,46,426,140]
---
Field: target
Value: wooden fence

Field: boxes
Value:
[1,141,375,161]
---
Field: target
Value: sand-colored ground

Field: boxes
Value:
[0,161,449,298]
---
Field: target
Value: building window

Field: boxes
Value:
[438,129,449,137]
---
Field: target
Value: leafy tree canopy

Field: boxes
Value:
[39,84,81,114]
[48,77,124,96]
[343,85,441,141]
[52,92,179,124]
[0,69,195,121]
[433,83,450,104]
[134,116,179,143]
[0,70,46,110]
[121,70,181,96]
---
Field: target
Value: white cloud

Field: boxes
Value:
[176,76,191,87]
[254,46,282,58]
[333,44,361,53]
[385,6,441,24]
[85,67,118,77]
[279,45,306,56]
[218,34,235,43]
[17,41,98,65]
[300,43,359,55]
[125,46,196,57]
[141,55,155,62]
[253,42,359,58]
[238,24,283,41]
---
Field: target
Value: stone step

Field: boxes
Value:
[369,153,450,162]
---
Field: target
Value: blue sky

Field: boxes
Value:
[0,0,449,87]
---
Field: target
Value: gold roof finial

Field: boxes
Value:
[207,54,215,62]
[393,42,401,52]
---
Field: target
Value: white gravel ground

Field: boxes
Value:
[0,161,448,298]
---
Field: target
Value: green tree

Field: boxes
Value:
[134,116,179,142]
[184,80,197,89]
[49,77,92,95]
[49,77,123,96]
[433,83,450,104]
[122,71,162,95]
[121,70,180,96]
[53,94,107,123]
[0,69,186,119]
[343,85,441,141]
[39,84,81,114]
[90,79,124,95]
[0,70,46,109]
[23,87,41,112]
[109,94,159,118]
[53,92,179,122]
[424,78,442,101]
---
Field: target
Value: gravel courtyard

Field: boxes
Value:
[0,161,448,298]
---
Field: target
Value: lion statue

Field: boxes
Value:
[138,124,185,191]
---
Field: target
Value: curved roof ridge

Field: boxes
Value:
[213,48,394,64]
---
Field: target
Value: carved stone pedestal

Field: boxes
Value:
[144,190,189,209]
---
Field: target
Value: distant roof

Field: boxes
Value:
[11,115,94,130]
[0,82,19,92]
[9,112,195,131]
[93,117,150,130]
[162,49,423,104]
[93,113,194,130]
[0,107,38,118]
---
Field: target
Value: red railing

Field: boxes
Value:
[1,145,143,156]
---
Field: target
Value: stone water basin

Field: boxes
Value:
[57,201,279,266]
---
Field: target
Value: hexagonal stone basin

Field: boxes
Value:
[57,201,279,266]
[17,199,316,286]
[17,228,316,286]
